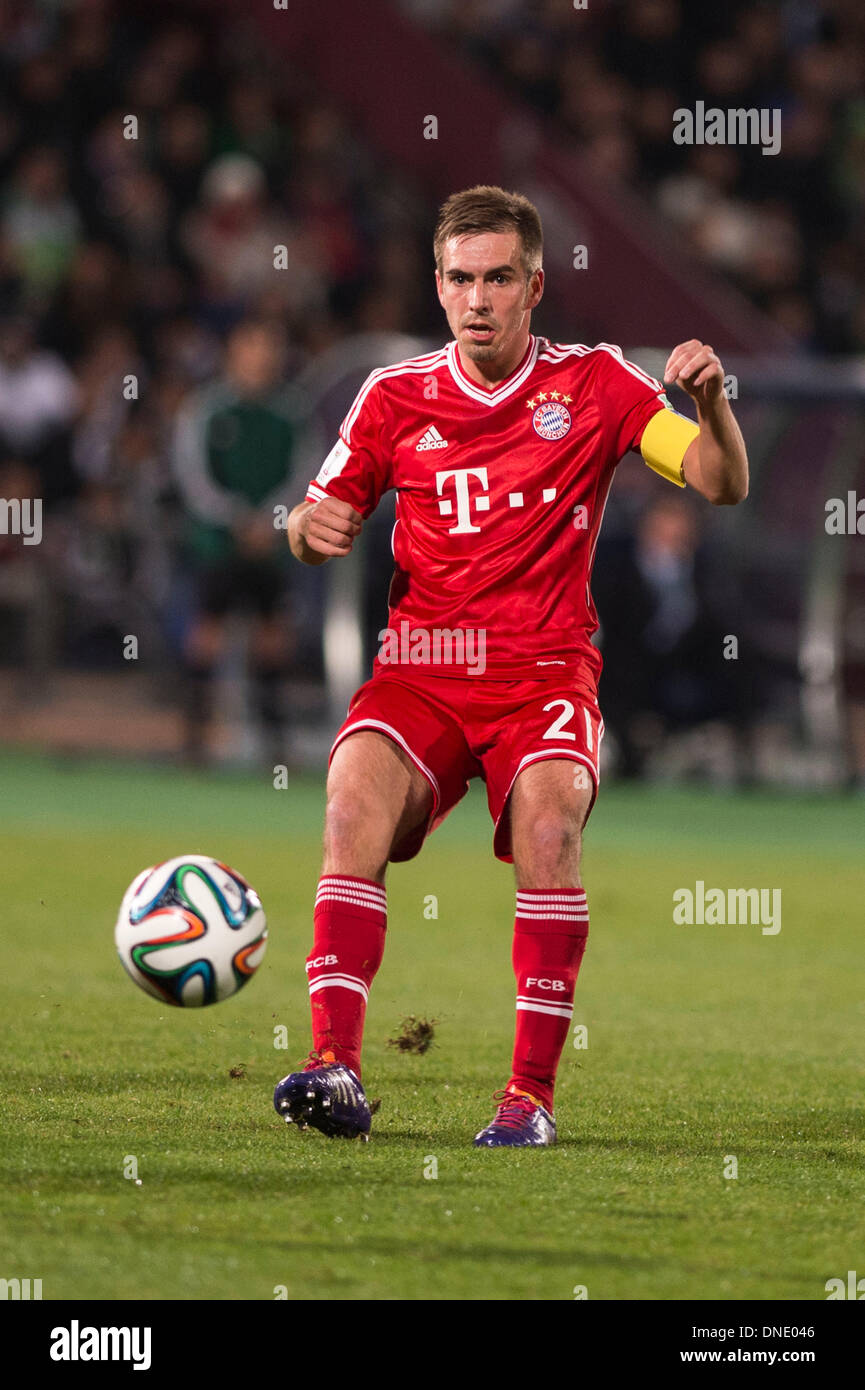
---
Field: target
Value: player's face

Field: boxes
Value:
[436,232,543,379]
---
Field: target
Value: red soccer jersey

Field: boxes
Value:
[305,335,673,683]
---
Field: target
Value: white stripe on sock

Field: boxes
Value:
[314,890,387,913]
[318,882,385,904]
[515,909,589,921]
[308,974,369,1002]
[516,893,587,903]
[321,876,386,898]
[516,1000,574,1019]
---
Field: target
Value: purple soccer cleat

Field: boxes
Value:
[473,1088,557,1148]
[273,1052,372,1140]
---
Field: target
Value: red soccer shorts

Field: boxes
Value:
[329,670,604,863]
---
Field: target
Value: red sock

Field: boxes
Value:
[306,875,386,1078]
[507,888,589,1113]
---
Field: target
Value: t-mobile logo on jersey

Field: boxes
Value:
[435,467,561,532]
[436,466,490,534]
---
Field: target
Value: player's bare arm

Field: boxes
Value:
[287,496,362,564]
[665,339,749,506]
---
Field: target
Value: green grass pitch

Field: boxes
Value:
[1,749,862,1301]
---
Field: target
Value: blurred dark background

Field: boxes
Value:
[0,0,863,788]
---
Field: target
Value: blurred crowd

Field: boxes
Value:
[401,0,865,354]
[0,0,441,755]
[0,0,860,776]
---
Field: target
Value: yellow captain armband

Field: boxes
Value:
[639,401,700,488]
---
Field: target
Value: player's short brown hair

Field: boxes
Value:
[434,185,543,279]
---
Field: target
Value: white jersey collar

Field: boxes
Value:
[446,334,542,406]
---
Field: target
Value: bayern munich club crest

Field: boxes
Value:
[531,399,571,440]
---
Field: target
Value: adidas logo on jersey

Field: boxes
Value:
[416,424,449,451]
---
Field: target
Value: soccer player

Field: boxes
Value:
[274,186,748,1146]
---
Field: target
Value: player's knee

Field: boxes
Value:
[323,787,392,871]
[517,813,582,877]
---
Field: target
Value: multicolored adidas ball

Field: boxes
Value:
[115,855,267,1007]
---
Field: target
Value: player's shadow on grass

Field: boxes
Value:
[268,1234,664,1270]
[264,1233,816,1294]
[583,1133,864,1165]
[371,1127,482,1146]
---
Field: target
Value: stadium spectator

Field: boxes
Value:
[0,311,78,504]
[171,316,305,762]
[1,145,81,305]
[593,493,744,778]
[41,241,132,364]
[180,153,326,332]
[0,455,55,679]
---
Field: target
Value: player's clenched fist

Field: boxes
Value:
[290,496,363,564]
[663,339,725,410]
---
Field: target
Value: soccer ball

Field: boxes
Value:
[115,855,267,1007]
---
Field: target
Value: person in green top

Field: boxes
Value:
[172,317,302,761]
